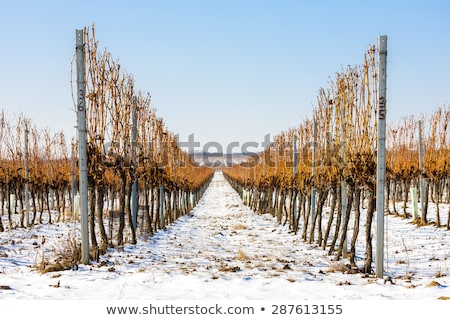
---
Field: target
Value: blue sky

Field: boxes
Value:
[1,0,449,152]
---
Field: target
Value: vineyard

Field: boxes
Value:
[223,44,450,274]
[0,26,449,298]
[0,26,214,266]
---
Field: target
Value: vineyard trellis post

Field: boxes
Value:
[310,121,317,228]
[159,185,165,229]
[376,35,387,278]
[418,120,425,220]
[71,140,76,220]
[24,128,30,227]
[339,101,348,257]
[75,29,89,264]
[293,134,298,222]
[131,96,138,231]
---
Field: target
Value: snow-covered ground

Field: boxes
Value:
[0,171,449,301]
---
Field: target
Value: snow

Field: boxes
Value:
[0,171,449,302]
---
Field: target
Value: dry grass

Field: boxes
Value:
[426,280,442,287]
[328,262,353,274]
[232,224,247,231]
[434,267,447,278]
[39,235,81,274]
[218,265,241,272]
[235,248,250,261]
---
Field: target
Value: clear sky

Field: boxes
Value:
[1,0,449,152]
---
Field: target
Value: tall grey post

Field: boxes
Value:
[159,185,165,229]
[292,134,298,223]
[24,129,30,227]
[71,141,76,219]
[293,134,298,178]
[376,35,388,278]
[310,121,317,228]
[76,29,89,264]
[339,103,348,256]
[418,120,425,220]
[131,97,138,231]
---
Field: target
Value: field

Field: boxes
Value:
[1,171,448,300]
[0,26,449,310]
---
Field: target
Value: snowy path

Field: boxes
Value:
[144,170,331,297]
[1,171,449,299]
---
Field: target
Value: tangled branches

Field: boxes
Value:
[224,43,450,274]
[0,25,214,263]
